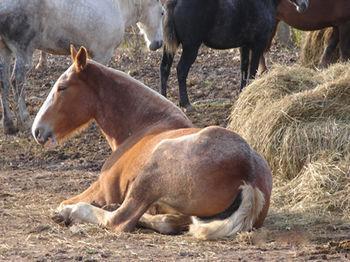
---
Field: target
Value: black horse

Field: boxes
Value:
[160,0,309,109]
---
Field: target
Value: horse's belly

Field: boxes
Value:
[204,25,259,49]
[204,39,244,50]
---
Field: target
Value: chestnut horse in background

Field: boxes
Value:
[32,46,272,240]
[260,0,350,71]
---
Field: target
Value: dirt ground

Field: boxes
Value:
[1,41,349,261]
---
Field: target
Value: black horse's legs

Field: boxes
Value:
[338,22,350,62]
[240,46,250,91]
[160,47,175,97]
[258,21,279,75]
[319,27,339,68]
[249,46,265,81]
[176,44,200,108]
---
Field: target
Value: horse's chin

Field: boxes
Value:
[43,136,58,149]
[149,40,163,51]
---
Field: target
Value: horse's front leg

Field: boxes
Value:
[258,21,279,76]
[58,180,106,209]
[35,51,47,70]
[56,188,151,232]
[56,170,161,232]
[338,22,350,62]
[239,46,250,90]
[160,46,174,97]
[54,180,111,224]
[0,43,17,135]
[56,169,123,221]
[176,43,200,110]
[319,26,339,68]
[248,44,266,82]
[11,51,32,131]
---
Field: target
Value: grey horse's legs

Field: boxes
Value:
[11,52,32,130]
[35,51,47,70]
[0,43,17,134]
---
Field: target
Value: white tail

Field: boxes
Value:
[189,183,265,240]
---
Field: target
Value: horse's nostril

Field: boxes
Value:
[34,128,41,139]
[34,126,51,145]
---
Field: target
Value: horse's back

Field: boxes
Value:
[0,0,123,57]
[278,0,350,29]
[172,0,275,49]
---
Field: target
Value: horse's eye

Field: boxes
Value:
[57,86,68,92]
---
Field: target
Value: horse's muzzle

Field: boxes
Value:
[33,125,56,147]
[149,40,163,51]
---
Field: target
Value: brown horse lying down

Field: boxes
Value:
[32,46,272,240]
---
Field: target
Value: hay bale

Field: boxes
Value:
[300,28,340,68]
[273,154,350,218]
[228,63,350,218]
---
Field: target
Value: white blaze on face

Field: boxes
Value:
[138,0,164,50]
[31,67,72,143]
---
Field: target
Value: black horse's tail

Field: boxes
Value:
[164,0,179,55]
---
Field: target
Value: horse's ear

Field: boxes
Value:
[70,44,78,62]
[74,46,88,72]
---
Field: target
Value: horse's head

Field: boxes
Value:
[137,0,164,51]
[32,46,95,147]
[289,0,309,13]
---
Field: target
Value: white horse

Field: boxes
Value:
[0,0,164,134]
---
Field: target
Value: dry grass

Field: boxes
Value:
[228,63,350,219]
[273,154,350,218]
[300,28,340,68]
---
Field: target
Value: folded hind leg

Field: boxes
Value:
[0,42,17,134]
[138,213,191,235]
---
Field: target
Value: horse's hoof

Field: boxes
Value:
[51,212,72,227]
[17,117,33,132]
[183,104,195,113]
[3,123,19,135]
[35,63,46,71]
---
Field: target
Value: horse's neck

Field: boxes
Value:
[90,63,192,150]
[117,0,141,28]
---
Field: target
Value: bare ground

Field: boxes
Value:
[1,43,349,261]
